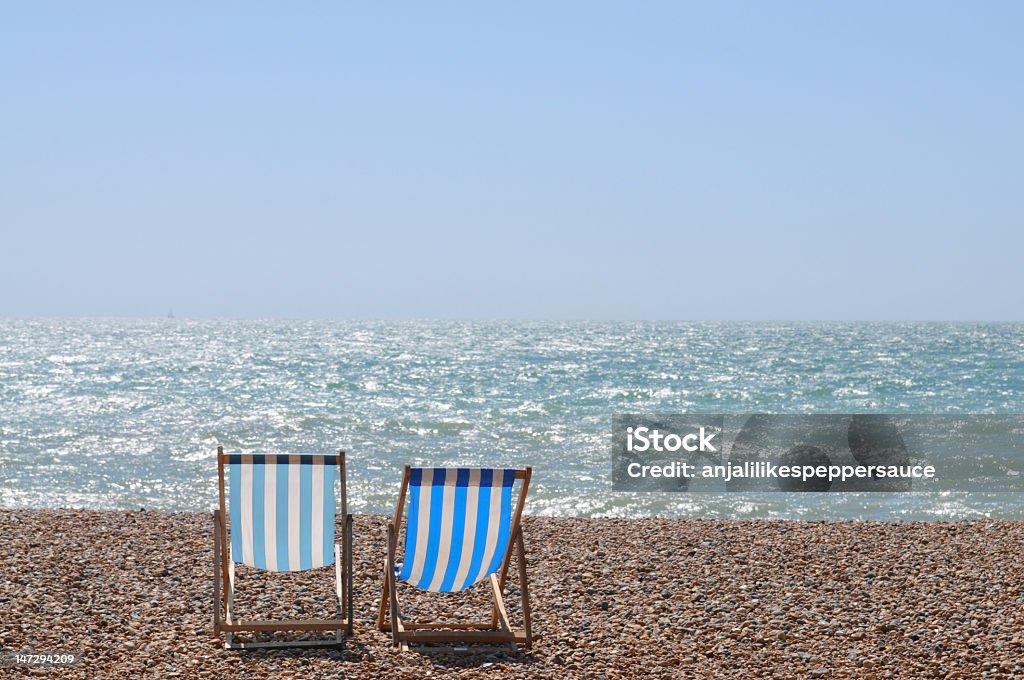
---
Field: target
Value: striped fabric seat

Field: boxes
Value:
[228,454,338,572]
[398,468,516,592]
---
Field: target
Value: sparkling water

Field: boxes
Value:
[2,319,1022,519]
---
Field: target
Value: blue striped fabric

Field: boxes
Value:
[398,468,517,592]
[227,453,336,571]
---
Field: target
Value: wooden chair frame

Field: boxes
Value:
[213,447,354,649]
[377,465,533,651]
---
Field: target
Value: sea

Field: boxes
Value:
[1,319,1022,520]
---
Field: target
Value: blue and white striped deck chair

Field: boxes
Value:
[378,466,533,650]
[213,448,354,649]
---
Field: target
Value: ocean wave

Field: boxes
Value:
[2,320,1023,518]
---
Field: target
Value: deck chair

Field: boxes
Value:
[213,447,354,649]
[377,466,533,650]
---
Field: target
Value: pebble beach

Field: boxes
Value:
[2,510,1023,679]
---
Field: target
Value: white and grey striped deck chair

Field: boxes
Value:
[377,466,533,650]
[213,448,354,649]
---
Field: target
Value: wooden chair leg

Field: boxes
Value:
[334,544,344,625]
[331,541,347,645]
[224,557,236,650]
[345,514,354,635]
[226,559,236,625]
[213,511,222,637]
[488,526,532,649]
[489,574,512,633]
[386,523,402,647]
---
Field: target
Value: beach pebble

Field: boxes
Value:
[1,510,1023,678]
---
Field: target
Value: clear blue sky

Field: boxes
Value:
[2,2,1021,319]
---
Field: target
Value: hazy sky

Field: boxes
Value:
[2,2,1022,319]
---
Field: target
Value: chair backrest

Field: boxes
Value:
[220,453,343,572]
[397,467,529,592]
